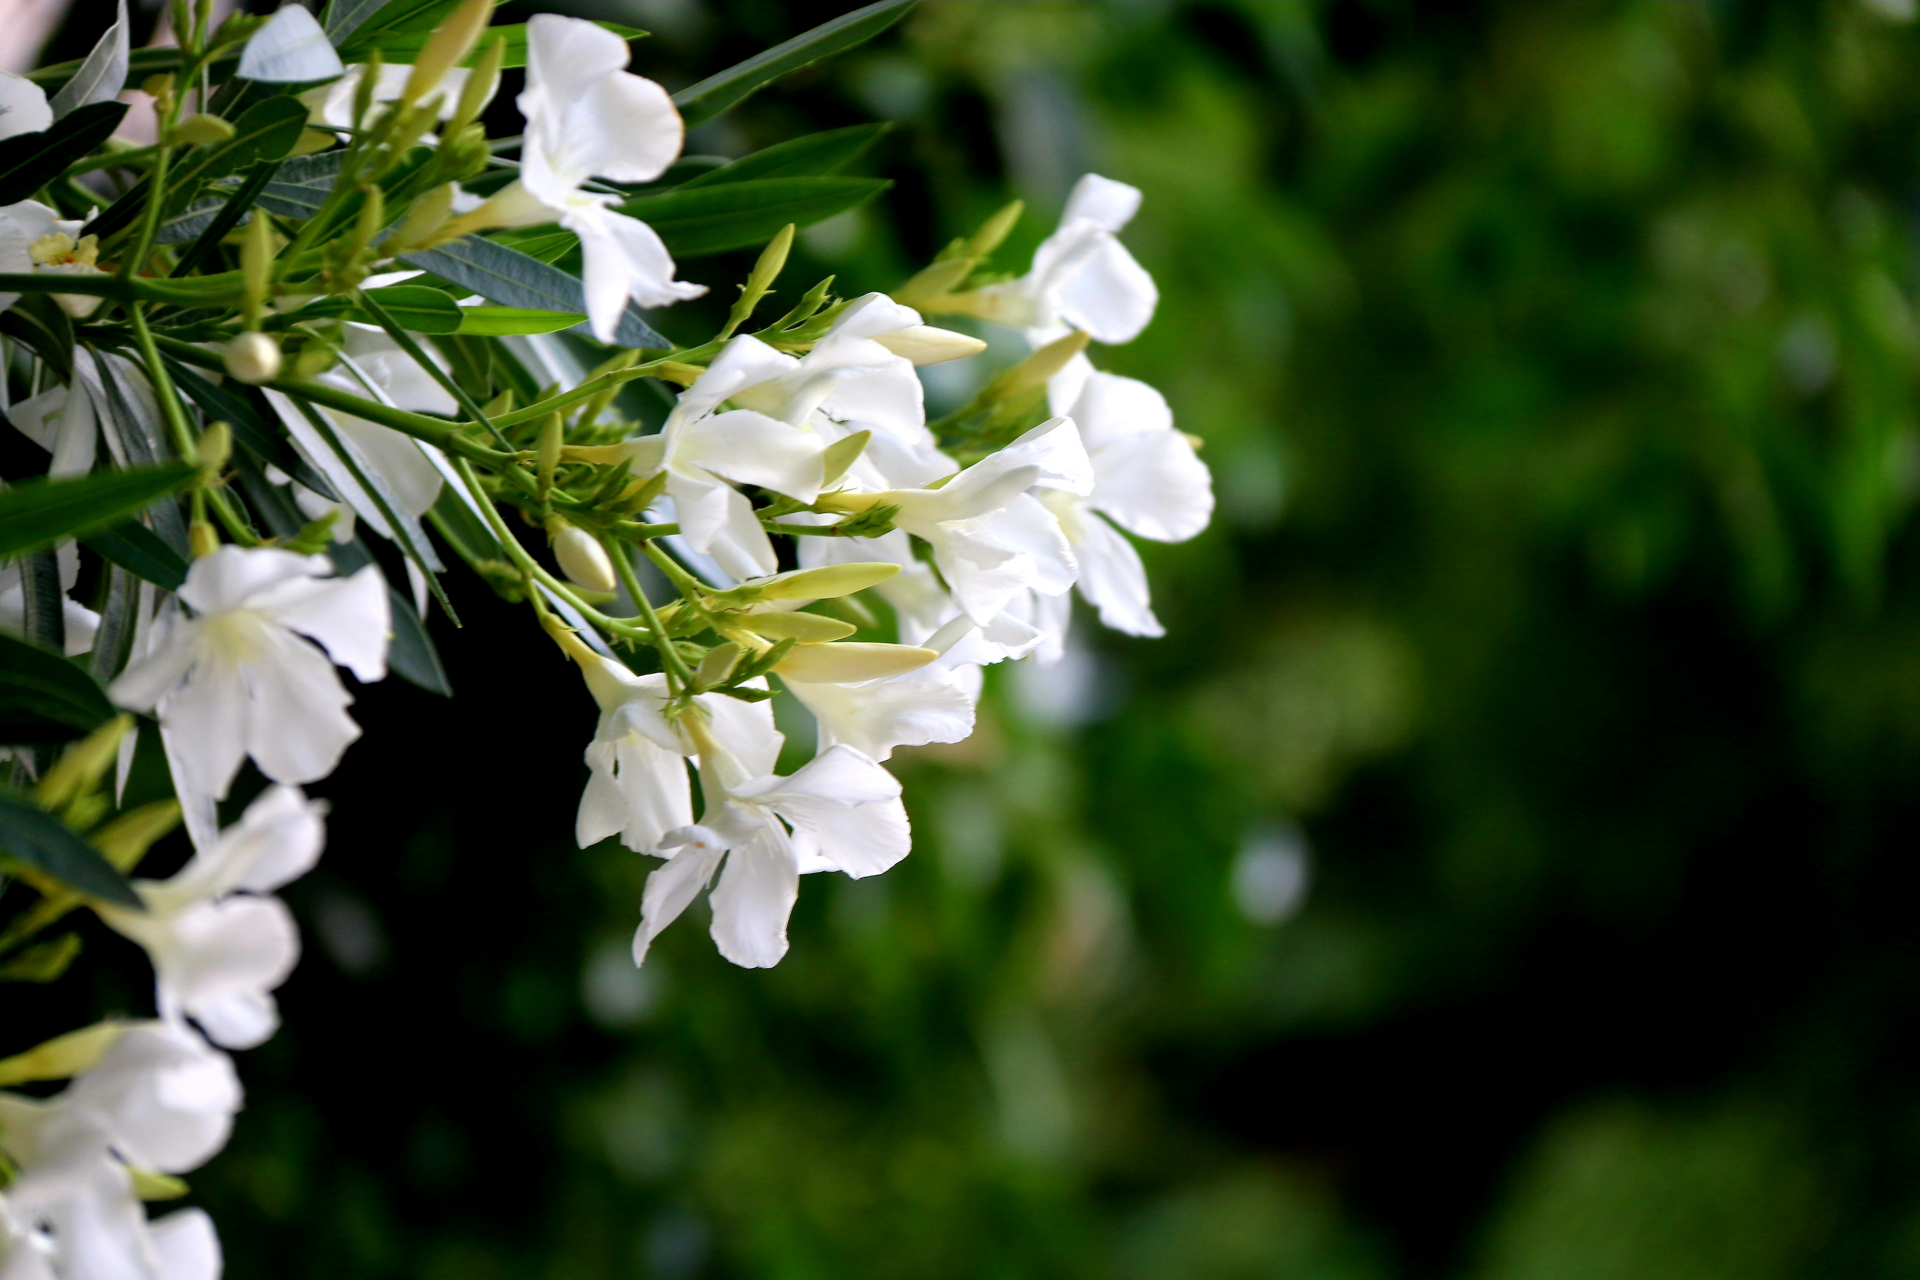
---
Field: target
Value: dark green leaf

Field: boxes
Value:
[171,160,282,277]
[387,587,452,696]
[166,358,337,499]
[362,20,644,67]
[672,0,914,128]
[349,285,465,334]
[680,124,888,188]
[455,306,585,336]
[0,790,142,908]
[401,237,669,348]
[0,634,114,744]
[622,176,889,257]
[166,96,308,207]
[255,150,341,219]
[0,464,196,559]
[334,0,476,58]
[0,295,74,383]
[0,101,127,205]
[78,520,188,591]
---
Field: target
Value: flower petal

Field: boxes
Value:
[254,564,389,683]
[1091,430,1213,543]
[237,625,361,786]
[633,825,726,965]
[681,409,825,501]
[707,827,797,968]
[568,70,683,183]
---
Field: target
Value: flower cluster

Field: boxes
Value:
[0,0,1208,1268]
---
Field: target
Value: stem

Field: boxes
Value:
[356,287,513,449]
[127,306,197,462]
[0,273,240,306]
[605,535,692,691]
[278,377,517,467]
[492,365,666,430]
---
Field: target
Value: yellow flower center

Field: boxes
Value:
[29,232,100,268]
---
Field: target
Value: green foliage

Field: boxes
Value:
[0,464,195,558]
[0,634,114,742]
[0,100,125,204]
[0,790,141,907]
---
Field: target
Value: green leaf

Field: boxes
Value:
[621,177,889,257]
[401,237,669,348]
[0,790,142,908]
[681,124,888,188]
[0,932,82,982]
[78,520,188,591]
[351,285,465,334]
[167,96,308,201]
[171,160,282,276]
[387,587,452,696]
[362,20,644,68]
[334,0,492,59]
[0,634,114,745]
[0,101,128,205]
[255,150,341,219]
[0,465,196,559]
[672,0,914,128]
[0,294,74,383]
[166,358,337,499]
[454,306,585,336]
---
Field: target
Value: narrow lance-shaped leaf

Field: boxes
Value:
[401,237,669,349]
[679,123,889,188]
[79,520,189,592]
[672,0,915,128]
[0,791,142,908]
[166,358,338,498]
[49,0,129,119]
[0,633,114,743]
[0,101,128,206]
[622,176,889,258]
[0,464,195,559]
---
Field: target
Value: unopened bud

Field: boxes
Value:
[241,210,275,326]
[774,641,937,684]
[874,325,987,366]
[449,32,504,133]
[188,520,220,559]
[736,611,856,642]
[405,0,492,109]
[536,412,562,494]
[820,430,870,487]
[224,331,282,385]
[753,562,900,601]
[169,113,235,146]
[656,361,703,386]
[967,200,1025,258]
[197,421,231,475]
[0,1022,126,1088]
[36,715,131,812]
[550,522,617,593]
[390,183,454,252]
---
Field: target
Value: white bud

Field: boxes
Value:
[553,525,617,593]
[775,642,937,684]
[874,324,988,366]
[223,332,282,385]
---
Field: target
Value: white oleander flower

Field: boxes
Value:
[596,337,829,579]
[108,548,389,801]
[57,1025,243,1176]
[459,15,704,340]
[1015,371,1213,659]
[635,744,910,969]
[570,645,782,855]
[102,787,325,1049]
[0,202,107,319]
[301,62,479,130]
[0,544,98,657]
[777,615,982,762]
[961,174,1157,347]
[837,417,1094,625]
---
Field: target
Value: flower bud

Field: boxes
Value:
[774,641,937,684]
[224,332,282,385]
[168,113,235,146]
[404,0,492,109]
[197,421,231,475]
[752,562,900,601]
[967,199,1025,258]
[873,325,987,366]
[389,182,454,252]
[188,520,220,559]
[35,715,131,813]
[0,1022,126,1088]
[536,412,563,494]
[695,641,743,689]
[448,32,504,134]
[736,611,856,643]
[550,523,617,593]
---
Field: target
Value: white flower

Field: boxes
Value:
[108,547,389,801]
[602,337,828,579]
[635,744,910,968]
[962,174,1157,346]
[839,417,1094,625]
[0,202,106,319]
[464,15,704,340]
[0,75,52,143]
[777,616,982,762]
[8,380,96,477]
[1017,372,1213,658]
[570,647,782,855]
[57,1025,243,1176]
[102,786,325,1049]
[301,62,479,130]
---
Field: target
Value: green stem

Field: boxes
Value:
[127,306,197,462]
[492,365,667,430]
[123,140,175,284]
[605,535,691,690]
[0,273,240,306]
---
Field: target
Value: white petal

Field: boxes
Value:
[678,335,800,419]
[238,625,361,786]
[998,415,1094,494]
[223,784,326,895]
[1062,173,1143,232]
[583,733,691,852]
[681,410,826,501]
[1055,233,1157,345]
[1068,371,1173,449]
[632,826,725,965]
[706,828,797,968]
[64,1025,238,1174]
[254,563,390,682]
[155,660,251,802]
[1069,512,1161,637]
[149,1208,222,1280]
[523,14,631,127]
[237,5,344,82]
[0,75,51,141]
[697,687,784,780]
[176,545,326,616]
[1091,430,1213,543]
[785,671,975,762]
[188,990,280,1053]
[704,483,781,580]
[164,897,299,1049]
[827,292,924,339]
[107,614,201,713]
[568,71,682,184]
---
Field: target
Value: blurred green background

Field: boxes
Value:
[47,0,1920,1275]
